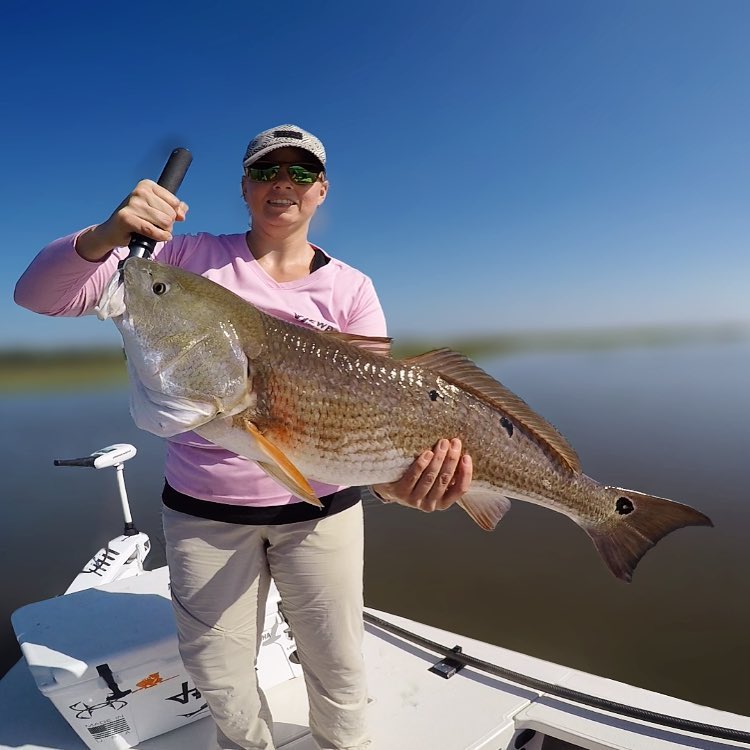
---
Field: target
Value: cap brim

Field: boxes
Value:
[243,143,325,170]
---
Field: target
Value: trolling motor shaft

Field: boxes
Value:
[54,443,151,593]
[54,443,139,534]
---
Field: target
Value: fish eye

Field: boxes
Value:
[152,282,169,296]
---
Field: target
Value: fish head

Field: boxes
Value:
[117,258,257,434]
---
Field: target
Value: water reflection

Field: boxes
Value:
[1,342,748,714]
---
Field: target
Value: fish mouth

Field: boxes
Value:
[94,271,125,320]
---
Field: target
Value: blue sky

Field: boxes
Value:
[3,0,749,348]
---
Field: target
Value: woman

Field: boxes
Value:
[15,124,472,750]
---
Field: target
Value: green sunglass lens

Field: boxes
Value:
[249,165,279,181]
[248,164,320,184]
[288,165,317,184]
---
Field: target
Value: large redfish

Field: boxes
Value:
[102,257,711,582]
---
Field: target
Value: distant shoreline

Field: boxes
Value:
[393,321,750,360]
[0,348,128,393]
[2,323,748,393]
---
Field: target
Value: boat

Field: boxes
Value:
[1,442,749,750]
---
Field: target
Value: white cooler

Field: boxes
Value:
[12,566,302,749]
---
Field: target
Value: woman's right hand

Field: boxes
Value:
[75,180,189,261]
[372,438,472,512]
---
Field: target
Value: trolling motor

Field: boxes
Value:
[54,443,151,594]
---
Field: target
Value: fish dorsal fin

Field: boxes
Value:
[327,331,393,356]
[403,348,581,473]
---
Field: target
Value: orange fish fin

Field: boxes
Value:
[327,331,393,356]
[404,348,581,474]
[458,493,512,531]
[240,421,322,508]
[586,487,712,583]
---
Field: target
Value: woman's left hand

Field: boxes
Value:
[371,438,472,512]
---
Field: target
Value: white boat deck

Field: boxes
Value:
[2,568,749,750]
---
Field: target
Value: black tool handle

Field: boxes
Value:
[128,147,193,260]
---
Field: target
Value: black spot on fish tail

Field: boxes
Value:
[586,488,712,583]
[500,416,513,437]
[428,389,442,402]
[615,496,634,515]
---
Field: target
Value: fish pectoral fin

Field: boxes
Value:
[240,421,323,508]
[458,493,512,531]
[256,461,322,508]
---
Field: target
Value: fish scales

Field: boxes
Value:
[254,317,601,522]
[253,323,421,483]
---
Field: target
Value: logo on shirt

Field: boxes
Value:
[294,313,337,332]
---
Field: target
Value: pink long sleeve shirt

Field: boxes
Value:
[15,232,387,507]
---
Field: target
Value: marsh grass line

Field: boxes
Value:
[392,322,750,359]
[0,348,128,392]
[2,323,749,393]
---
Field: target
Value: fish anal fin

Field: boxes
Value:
[587,487,712,583]
[458,493,512,531]
[403,348,581,474]
[240,420,322,508]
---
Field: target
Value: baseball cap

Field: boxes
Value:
[243,124,326,170]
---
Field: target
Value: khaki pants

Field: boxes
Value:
[163,503,371,750]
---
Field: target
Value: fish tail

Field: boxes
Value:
[587,487,712,583]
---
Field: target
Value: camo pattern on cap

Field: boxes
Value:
[243,124,326,169]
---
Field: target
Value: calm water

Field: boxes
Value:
[1,341,749,715]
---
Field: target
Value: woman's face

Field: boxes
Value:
[241,146,328,232]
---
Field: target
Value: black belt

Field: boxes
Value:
[162,481,362,525]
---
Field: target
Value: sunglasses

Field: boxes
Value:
[246,161,323,185]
